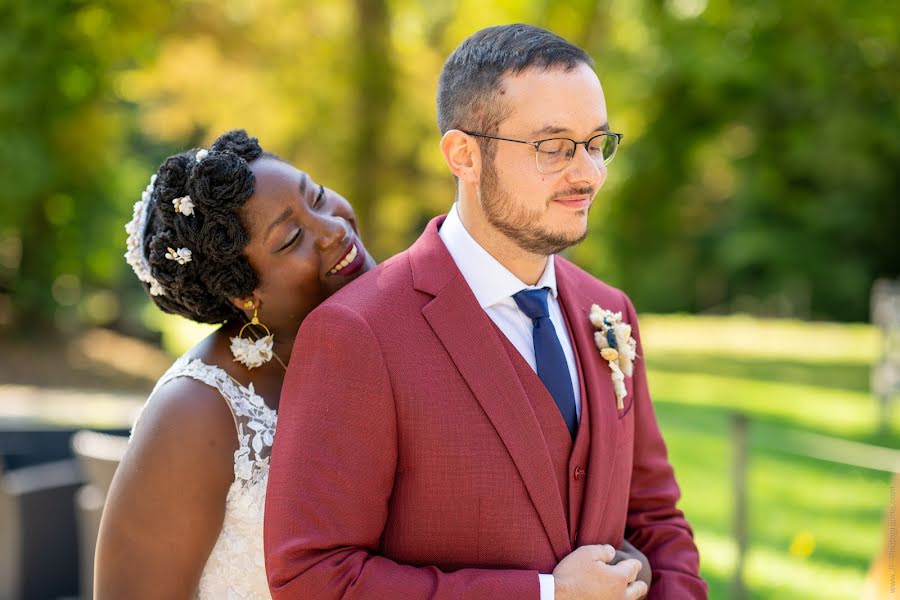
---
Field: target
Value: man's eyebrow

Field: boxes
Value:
[529,122,610,137]
[265,207,293,243]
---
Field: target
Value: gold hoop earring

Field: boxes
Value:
[229,304,274,369]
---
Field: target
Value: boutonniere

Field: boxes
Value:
[589,306,638,409]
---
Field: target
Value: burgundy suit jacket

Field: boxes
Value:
[265,216,707,599]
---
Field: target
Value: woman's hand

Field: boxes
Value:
[612,539,652,596]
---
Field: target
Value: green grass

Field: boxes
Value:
[642,314,896,599]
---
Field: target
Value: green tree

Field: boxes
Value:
[588,0,900,320]
[0,1,167,333]
[2,0,897,335]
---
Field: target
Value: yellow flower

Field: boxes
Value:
[600,347,619,361]
[789,530,816,558]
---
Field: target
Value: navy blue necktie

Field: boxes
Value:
[513,287,578,439]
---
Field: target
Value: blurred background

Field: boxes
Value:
[1,0,898,598]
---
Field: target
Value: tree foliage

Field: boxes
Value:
[1,0,897,335]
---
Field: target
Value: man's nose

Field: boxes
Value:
[566,143,606,189]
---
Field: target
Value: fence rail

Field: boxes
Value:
[730,412,899,598]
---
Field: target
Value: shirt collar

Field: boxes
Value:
[438,203,558,309]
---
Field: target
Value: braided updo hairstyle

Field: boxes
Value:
[139,129,265,323]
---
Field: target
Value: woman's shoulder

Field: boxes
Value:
[130,330,242,460]
[130,324,280,460]
[144,328,243,418]
[131,362,240,465]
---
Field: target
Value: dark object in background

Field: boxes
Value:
[0,427,127,600]
[71,430,129,600]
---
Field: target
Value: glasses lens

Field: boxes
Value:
[536,138,576,173]
[588,134,619,166]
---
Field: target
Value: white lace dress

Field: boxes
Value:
[134,354,277,599]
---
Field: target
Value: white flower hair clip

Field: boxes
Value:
[172,195,194,216]
[165,247,192,265]
[124,174,166,296]
[589,305,638,409]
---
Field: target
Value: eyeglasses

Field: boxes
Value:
[462,130,624,174]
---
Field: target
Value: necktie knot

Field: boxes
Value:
[513,287,551,321]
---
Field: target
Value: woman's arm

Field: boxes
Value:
[94,377,238,600]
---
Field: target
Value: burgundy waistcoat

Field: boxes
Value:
[491,296,591,546]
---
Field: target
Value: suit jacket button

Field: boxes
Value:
[574,466,585,480]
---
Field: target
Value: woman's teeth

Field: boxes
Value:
[328,244,358,274]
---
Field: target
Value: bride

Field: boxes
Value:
[94,129,375,598]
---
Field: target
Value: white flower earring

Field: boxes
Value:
[230,300,274,370]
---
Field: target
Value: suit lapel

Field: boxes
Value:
[411,216,571,561]
[555,262,622,538]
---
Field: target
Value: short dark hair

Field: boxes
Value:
[137,129,265,324]
[436,24,594,135]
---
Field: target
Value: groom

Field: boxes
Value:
[265,24,706,600]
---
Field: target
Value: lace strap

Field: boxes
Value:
[151,356,249,416]
[130,356,238,440]
[140,356,277,470]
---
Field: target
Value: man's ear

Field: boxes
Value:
[440,130,481,185]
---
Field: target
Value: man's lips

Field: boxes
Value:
[553,195,593,209]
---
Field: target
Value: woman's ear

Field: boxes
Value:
[440,130,481,185]
[229,296,256,316]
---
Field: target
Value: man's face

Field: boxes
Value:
[478,62,609,256]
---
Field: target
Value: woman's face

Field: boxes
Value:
[236,156,375,334]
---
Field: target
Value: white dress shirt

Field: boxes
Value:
[438,203,579,600]
[438,204,581,415]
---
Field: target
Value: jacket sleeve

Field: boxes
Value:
[264,301,539,600]
[621,293,709,600]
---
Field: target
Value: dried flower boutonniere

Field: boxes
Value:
[589,306,638,409]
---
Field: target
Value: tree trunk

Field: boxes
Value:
[351,0,394,252]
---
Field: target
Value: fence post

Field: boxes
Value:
[732,413,749,600]
[872,278,900,435]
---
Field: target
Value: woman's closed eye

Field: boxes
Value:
[313,184,325,208]
[278,228,301,252]
[275,185,324,251]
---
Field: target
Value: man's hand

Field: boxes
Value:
[612,540,651,596]
[553,544,649,600]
